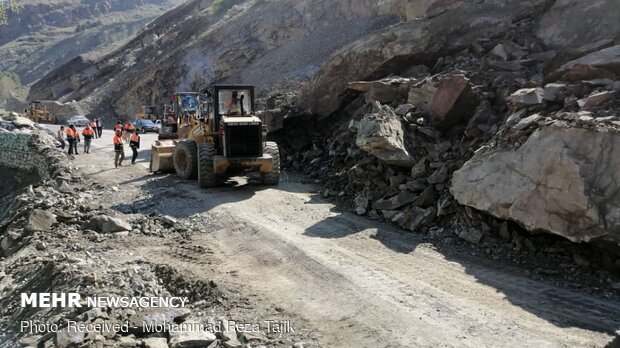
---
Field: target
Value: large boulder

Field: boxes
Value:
[536,0,620,50]
[551,45,620,82]
[355,102,414,167]
[85,215,132,233]
[26,209,57,231]
[348,77,414,104]
[451,125,620,245]
[300,0,549,117]
[429,74,477,131]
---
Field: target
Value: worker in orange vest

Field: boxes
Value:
[114,121,123,132]
[129,129,141,165]
[113,129,125,168]
[123,122,134,141]
[82,125,95,154]
[66,125,76,155]
[89,119,98,139]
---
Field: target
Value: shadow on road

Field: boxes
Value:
[300,192,620,338]
[110,173,269,218]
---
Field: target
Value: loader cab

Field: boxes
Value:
[215,87,254,117]
[174,92,202,119]
[205,85,255,131]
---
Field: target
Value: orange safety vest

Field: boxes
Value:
[83,128,94,136]
[114,124,123,131]
[130,134,139,142]
[66,128,74,137]
[113,135,123,145]
[125,123,134,130]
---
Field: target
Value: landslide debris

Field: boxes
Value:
[274,0,620,292]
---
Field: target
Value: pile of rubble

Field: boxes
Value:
[0,178,284,347]
[282,19,620,286]
[0,124,282,347]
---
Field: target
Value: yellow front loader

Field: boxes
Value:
[24,101,55,124]
[150,85,280,187]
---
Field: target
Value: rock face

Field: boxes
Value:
[300,0,549,117]
[355,102,414,167]
[451,125,620,245]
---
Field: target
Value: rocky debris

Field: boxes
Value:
[543,83,567,102]
[169,321,217,348]
[429,74,478,131]
[509,88,544,107]
[25,209,56,231]
[56,329,86,348]
[355,102,414,167]
[280,0,620,292]
[144,337,169,348]
[85,215,133,234]
[372,191,418,211]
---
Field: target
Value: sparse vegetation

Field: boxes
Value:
[0,0,21,25]
[0,71,21,85]
[75,19,103,33]
[209,0,244,15]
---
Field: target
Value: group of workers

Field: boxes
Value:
[56,119,141,169]
[113,121,141,168]
[57,119,100,155]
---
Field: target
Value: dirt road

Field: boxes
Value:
[53,126,620,347]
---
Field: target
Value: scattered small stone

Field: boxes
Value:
[458,228,483,245]
[26,209,57,231]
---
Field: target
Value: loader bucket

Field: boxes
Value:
[150,140,176,173]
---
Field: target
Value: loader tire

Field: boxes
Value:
[173,140,198,180]
[262,141,280,185]
[198,143,218,188]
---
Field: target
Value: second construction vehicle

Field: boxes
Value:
[150,85,280,187]
[24,101,55,124]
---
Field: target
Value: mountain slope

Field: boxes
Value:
[28,0,433,119]
[0,0,186,84]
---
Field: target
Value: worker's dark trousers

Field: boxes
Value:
[67,138,75,155]
[131,146,138,164]
[84,139,92,153]
[97,127,102,137]
[115,150,125,168]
